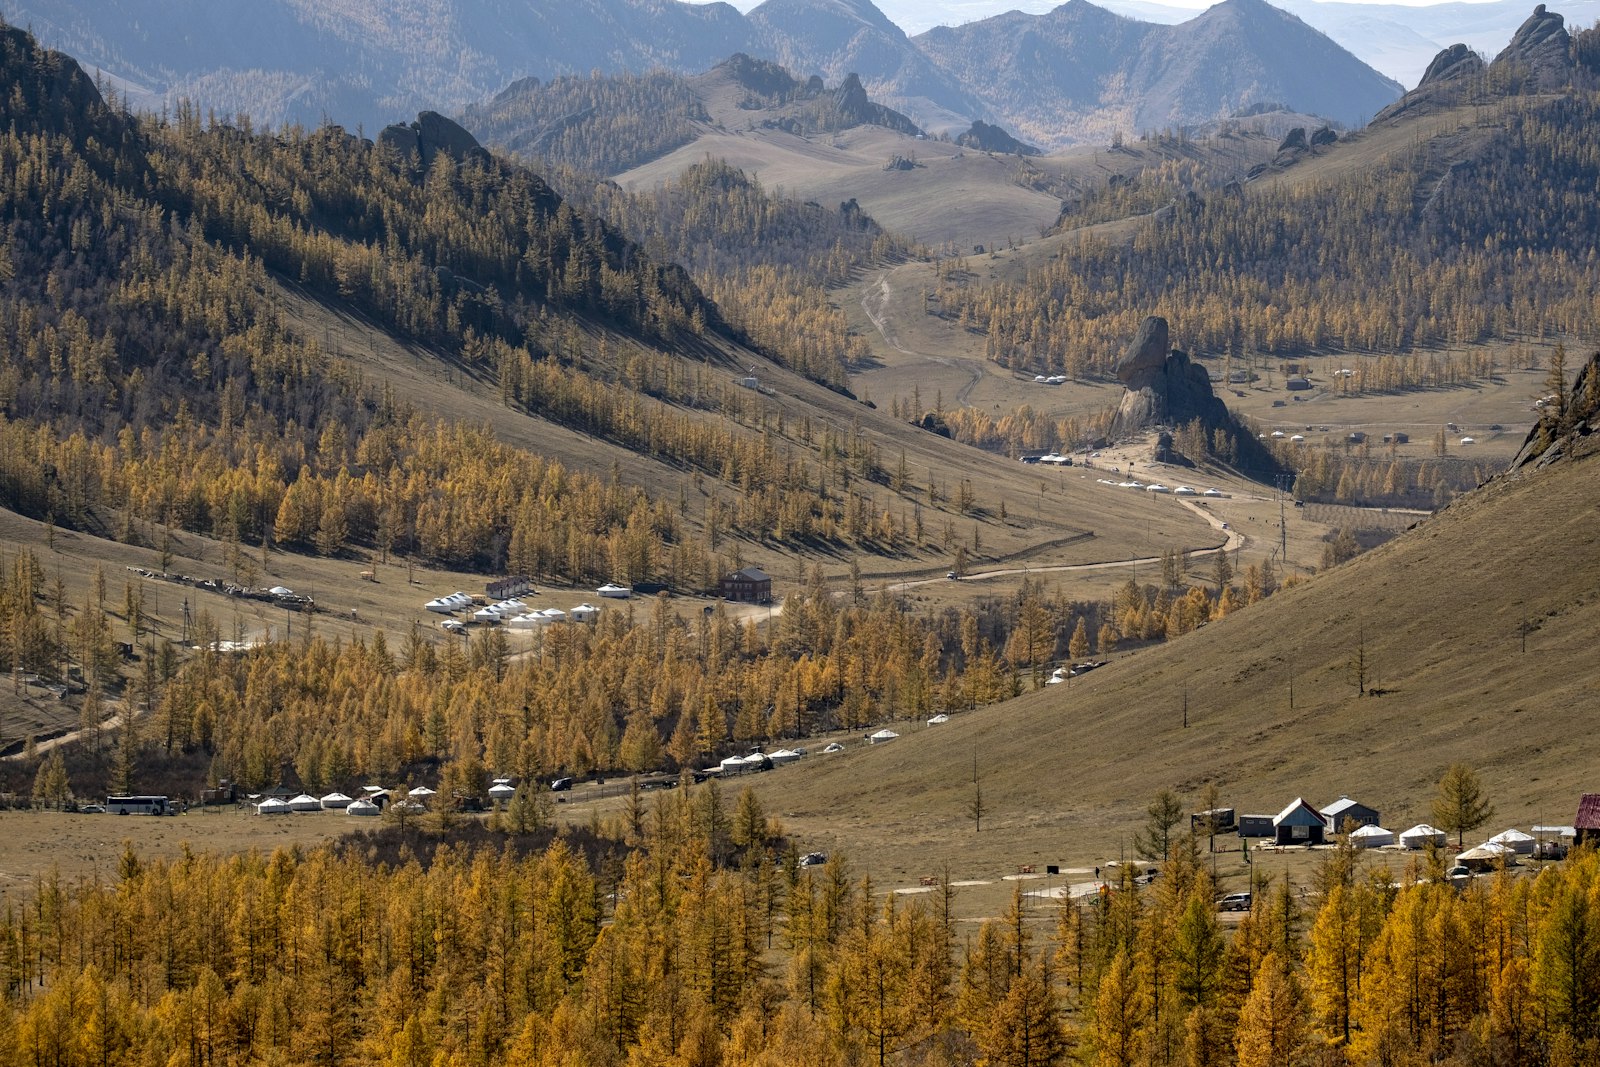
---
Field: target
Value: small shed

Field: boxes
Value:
[720,566,773,604]
[1272,798,1327,845]
[1575,794,1600,846]
[1286,377,1313,391]
[1192,807,1237,833]
[1399,823,1447,850]
[1320,795,1380,834]
[1238,814,1275,839]
[1349,824,1394,849]
[487,575,533,599]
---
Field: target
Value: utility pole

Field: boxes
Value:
[1277,474,1290,563]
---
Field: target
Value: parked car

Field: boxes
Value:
[799,852,827,867]
[549,776,574,792]
[79,804,106,814]
[946,571,959,580]
[1218,892,1252,912]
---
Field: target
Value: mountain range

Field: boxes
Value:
[3,0,1400,148]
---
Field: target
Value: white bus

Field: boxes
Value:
[106,795,170,815]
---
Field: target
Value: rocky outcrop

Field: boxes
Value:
[833,73,923,136]
[955,120,1040,156]
[1109,317,1283,476]
[1512,351,1600,470]
[1491,4,1571,91]
[378,111,491,171]
[1110,317,1225,435]
[1379,6,1572,124]
[1374,42,1486,123]
[1420,43,1486,87]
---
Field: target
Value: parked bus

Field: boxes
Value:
[106,795,170,815]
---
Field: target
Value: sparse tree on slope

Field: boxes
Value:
[1432,762,1494,849]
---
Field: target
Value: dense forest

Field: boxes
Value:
[463,71,710,176]
[1,545,1292,794]
[934,91,1600,382]
[0,798,1597,1066]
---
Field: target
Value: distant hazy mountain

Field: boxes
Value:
[3,0,1403,144]
[745,0,981,130]
[917,0,1401,146]
[0,0,761,129]
[956,0,1600,90]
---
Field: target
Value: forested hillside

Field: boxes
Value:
[937,85,1600,381]
[550,158,911,389]
[0,24,972,585]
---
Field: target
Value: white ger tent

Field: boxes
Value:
[867,729,899,744]
[319,792,353,810]
[287,793,321,812]
[256,797,291,816]
[1488,828,1536,855]
[1349,824,1394,849]
[346,798,381,816]
[1399,824,1447,849]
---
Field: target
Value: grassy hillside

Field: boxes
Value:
[740,423,1600,885]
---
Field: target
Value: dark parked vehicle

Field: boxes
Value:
[549,776,574,792]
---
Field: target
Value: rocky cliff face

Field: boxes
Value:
[1513,351,1600,471]
[1376,6,1573,124]
[1493,4,1572,92]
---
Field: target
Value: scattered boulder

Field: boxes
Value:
[1310,126,1338,148]
[1276,127,1308,153]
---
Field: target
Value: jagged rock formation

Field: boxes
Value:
[1109,317,1282,476]
[833,73,924,136]
[378,111,492,171]
[1421,43,1486,87]
[1493,4,1572,91]
[1111,318,1220,437]
[954,120,1039,155]
[1513,352,1600,470]
[1376,6,1572,124]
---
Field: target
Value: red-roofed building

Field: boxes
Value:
[1576,794,1600,847]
